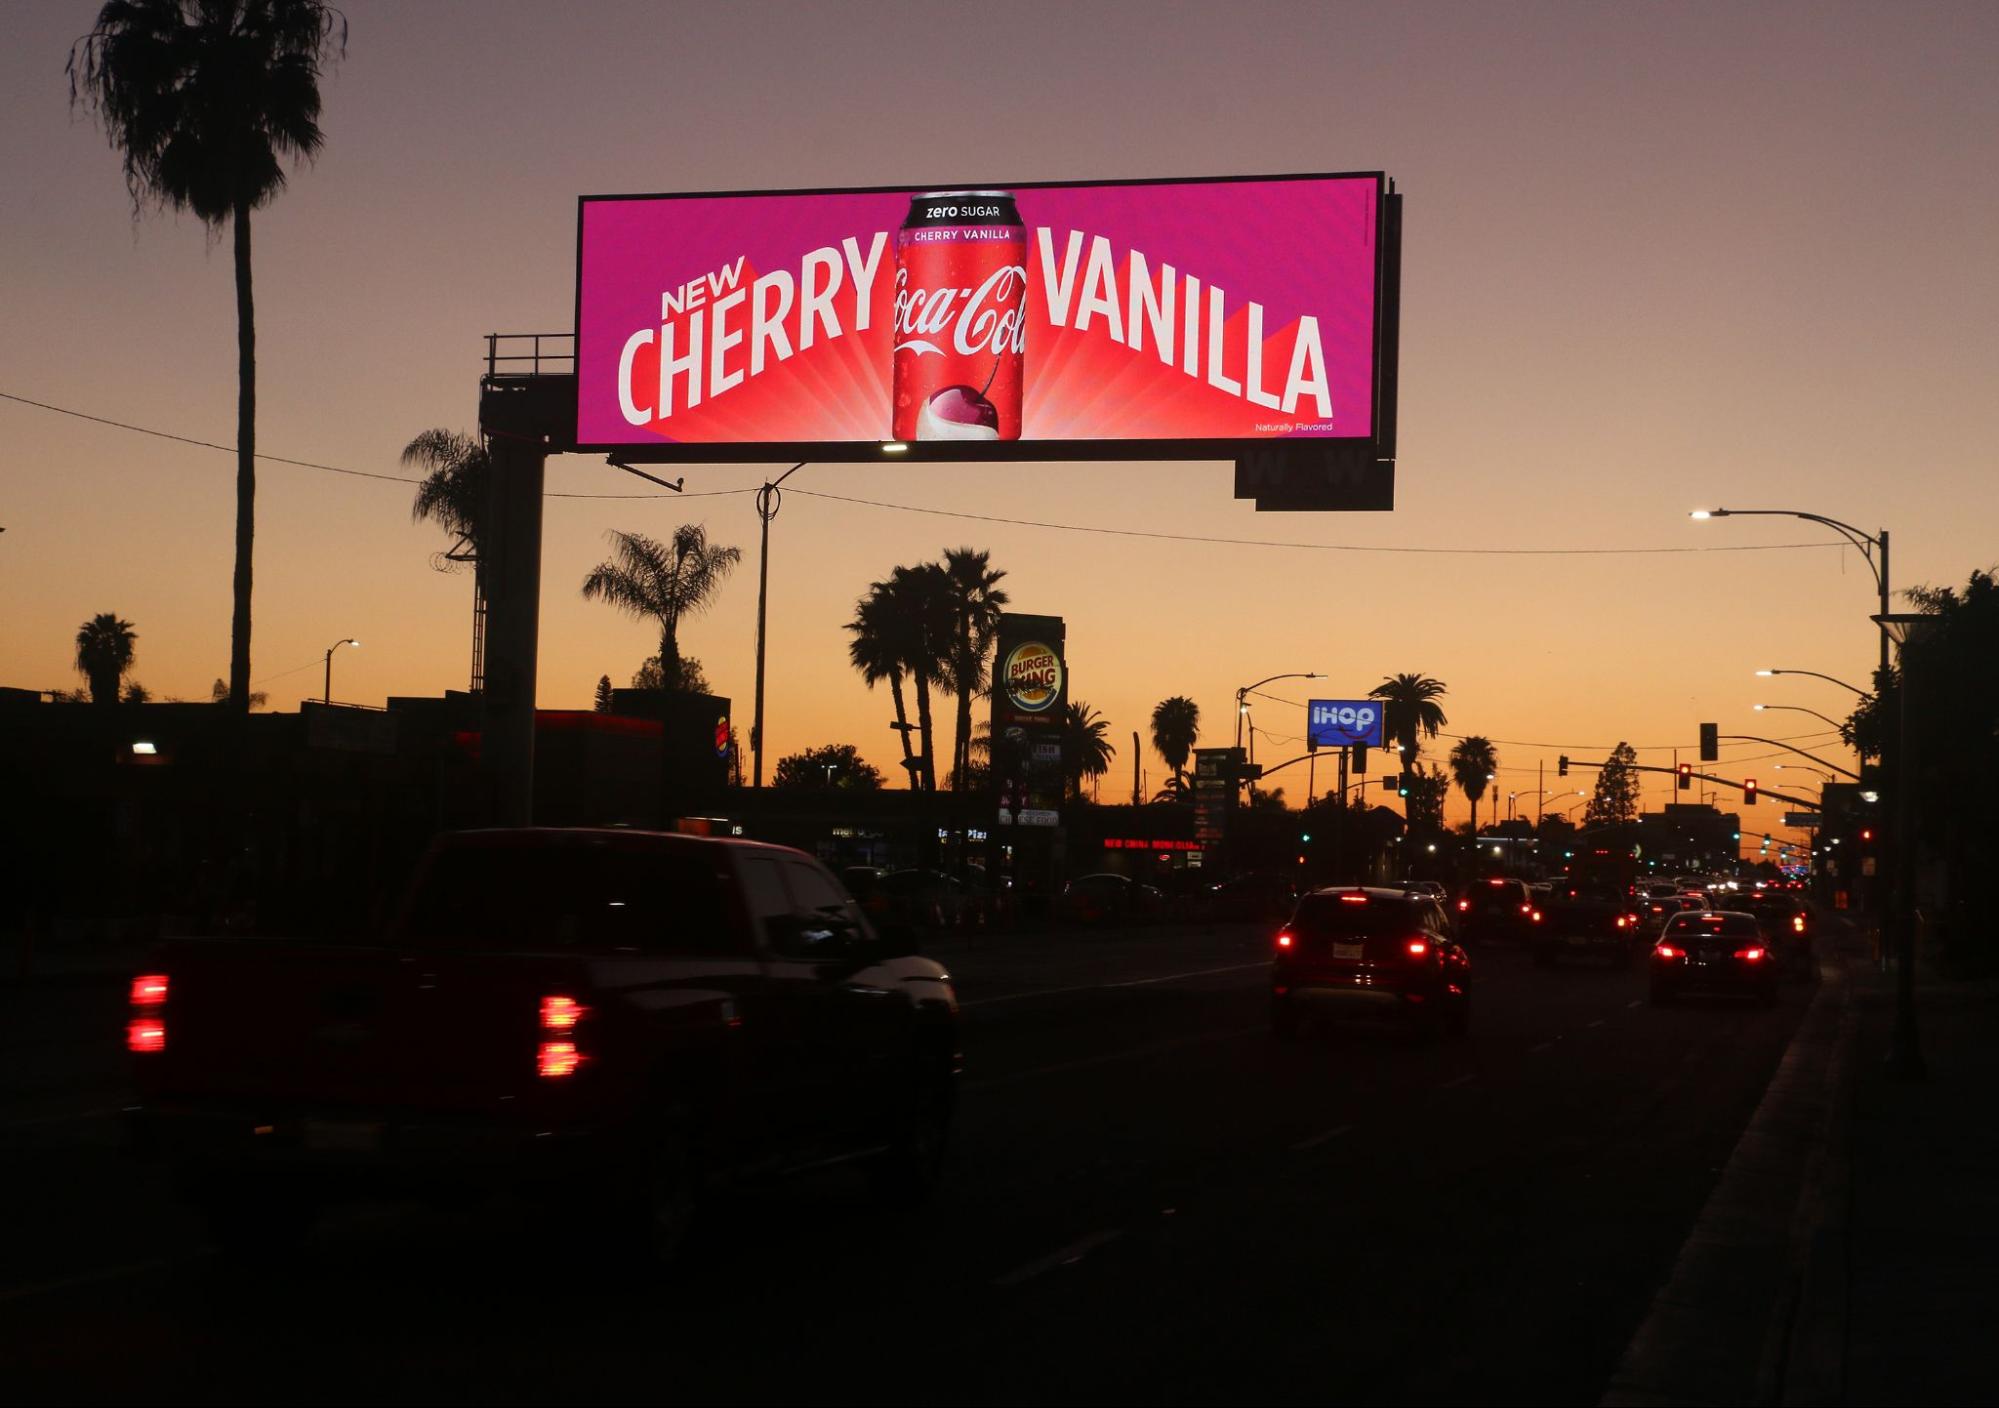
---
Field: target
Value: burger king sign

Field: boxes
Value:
[1003,640,1063,715]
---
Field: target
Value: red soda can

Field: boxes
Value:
[891,190,1027,442]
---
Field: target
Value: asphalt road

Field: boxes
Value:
[0,923,1812,1405]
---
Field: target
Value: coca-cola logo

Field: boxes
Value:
[892,265,1028,359]
[1003,641,1062,713]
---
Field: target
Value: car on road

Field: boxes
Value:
[1059,872,1165,926]
[124,828,961,1260]
[1638,893,1707,934]
[871,867,987,933]
[1272,886,1471,1038]
[1648,910,1778,1006]
[1204,872,1298,922]
[1454,877,1538,944]
[1738,892,1817,978]
[1534,887,1644,967]
[1401,880,1447,902]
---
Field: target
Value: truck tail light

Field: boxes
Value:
[540,995,586,1030]
[128,971,169,1052]
[537,1041,582,1078]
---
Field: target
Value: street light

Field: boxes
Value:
[1875,610,1937,1082]
[751,462,809,788]
[1756,667,1870,698]
[322,638,359,703]
[1233,672,1322,751]
[1693,507,1891,677]
[1753,702,1848,731]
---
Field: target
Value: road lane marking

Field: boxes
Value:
[959,961,1267,1009]
[1528,1040,1557,1053]
[993,1229,1125,1287]
[1586,1019,1606,1029]
[1628,999,1644,1008]
[1435,1074,1475,1090]
[0,1106,118,1132]
[965,1025,1264,1090]
[0,1254,201,1305]
[1289,1124,1354,1151]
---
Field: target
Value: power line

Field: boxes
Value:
[0,391,1859,553]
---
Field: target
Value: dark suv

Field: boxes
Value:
[1454,877,1538,944]
[1272,887,1471,1038]
[1739,892,1817,978]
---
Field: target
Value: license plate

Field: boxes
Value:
[303,1120,384,1152]
[1332,942,1364,960]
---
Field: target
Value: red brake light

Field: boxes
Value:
[1736,947,1765,962]
[537,1041,582,1078]
[1531,910,1543,923]
[127,1018,167,1053]
[1339,893,1370,904]
[1792,916,1806,933]
[1654,944,1680,960]
[130,974,169,1007]
[1406,939,1429,957]
[1615,917,1628,929]
[1488,879,1506,886]
[1276,930,1294,949]
[1457,899,1470,912]
[540,995,586,1030]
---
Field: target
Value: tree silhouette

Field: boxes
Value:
[404,429,490,690]
[1585,742,1642,828]
[75,613,136,706]
[593,675,614,713]
[72,1,346,711]
[1448,735,1499,834]
[581,526,741,693]
[1060,700,1116,803]
[773,743,884,793]
[940,548,1009,791]
[847,577,920,788]
[1369,673,1449,766]
[1150,696,1201,791]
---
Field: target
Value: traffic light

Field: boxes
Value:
[1353,743,1368,774]
[1397,772,1411,798]
[1382,776,1396,791]
[1699,722,1718,762]
[1300,831,1312,843]
[1677,762,1692,790]
[1558,755,1569,778]
[1743,777,1758,806]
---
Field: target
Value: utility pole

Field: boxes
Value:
[1132,730,1141,806]
[750,462,808,789]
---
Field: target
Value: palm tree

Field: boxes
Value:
[1150,696,1201,790]
[71,1,346,712]
[1448,735,1499,835]
[1369,673,1449,765]
[404,429,490,691]
[846,579,920,788]
[580,526,741,693]
[210,677,266,709]
[940,547,1009,792]
[888,562,954,792]
[1060,700,1116,804]
[75,613,137,706]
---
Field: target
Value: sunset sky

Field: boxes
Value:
[4,0,1995,845]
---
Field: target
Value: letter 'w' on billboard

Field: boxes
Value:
[1700,722,1718,762]
[571,174,1399,505]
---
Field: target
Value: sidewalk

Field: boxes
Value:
[1840,952,1999,1404]
[1603,917,1999,1406]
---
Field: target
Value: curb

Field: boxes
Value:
[1600,928,1861,1407]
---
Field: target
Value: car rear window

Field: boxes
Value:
[1294,895,1421,937]
[1665,913,1759,938]
[399,841,739,955]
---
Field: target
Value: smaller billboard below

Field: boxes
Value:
[1307,699,1385,749]
[1783,812,1822,828]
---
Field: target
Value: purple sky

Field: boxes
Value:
[2,0,1995,831]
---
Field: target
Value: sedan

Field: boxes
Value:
[1649,910,1779,1006]
[1059,873,1164,925]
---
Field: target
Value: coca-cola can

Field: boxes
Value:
[891,190,1027,442]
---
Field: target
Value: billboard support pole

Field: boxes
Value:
[750,462,808,789]
[479,431,548,826]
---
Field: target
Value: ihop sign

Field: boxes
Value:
[1307,699,1385,749]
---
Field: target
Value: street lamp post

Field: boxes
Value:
[751,462,809,789]
[1876,612,1933,1081]
[1753,702,1849,732]
[323,638,359,704]
[1233,672,1321,801]
[1756,667,1870,698]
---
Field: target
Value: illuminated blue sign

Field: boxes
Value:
[1307,699,1385,749]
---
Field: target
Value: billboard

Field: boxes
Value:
[1307,699,1386,749]
[574,174,1392,463]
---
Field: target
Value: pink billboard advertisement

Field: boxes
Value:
[575,173,1384,453]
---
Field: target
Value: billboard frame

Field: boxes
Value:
[572,171,1396,476]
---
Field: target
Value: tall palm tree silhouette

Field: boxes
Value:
[580,527,741,693]
[404,429,490,691]
[1150,696,1201,791]
[71,1,346,711]
[1062,701,1117,803]
[940,548,1009,792]
[1449,735,1499,835]
[889,563,954,792]
[1369,673,1449,766]
[847,579,920,788]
